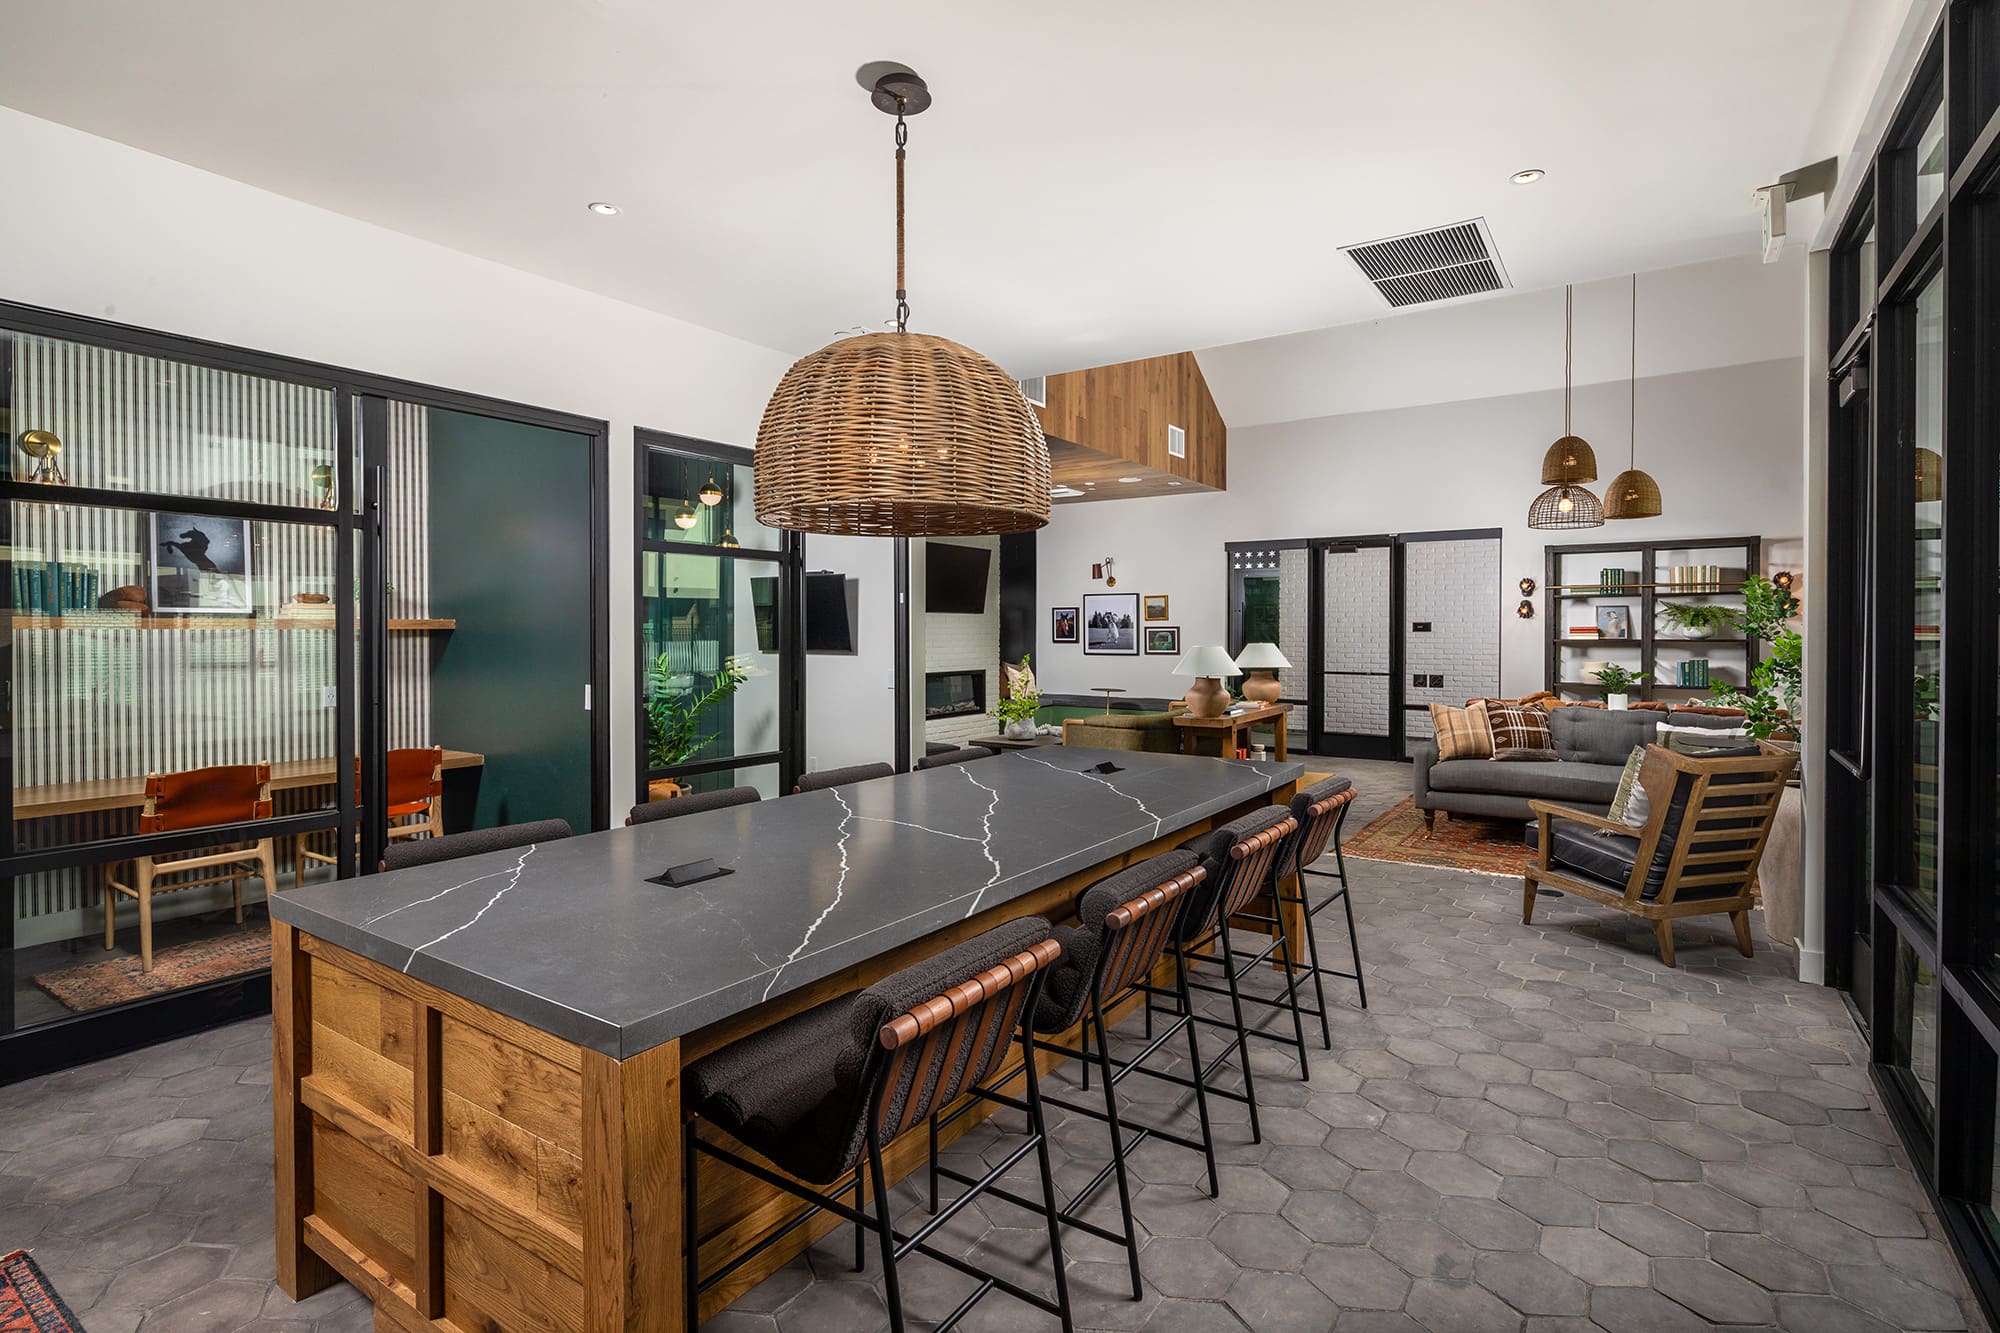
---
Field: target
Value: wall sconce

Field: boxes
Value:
[1517,599,1535,620]
[1093,556,1116,587]
[1519,576,1536,596]
[1772,570,1795,593]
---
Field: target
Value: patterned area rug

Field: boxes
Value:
[0,1250,85,1332]
[1344,797,1534,876]
[34,927,270,1014]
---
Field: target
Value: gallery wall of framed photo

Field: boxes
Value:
[0,301,609,1080]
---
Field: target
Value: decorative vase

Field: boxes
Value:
[1003,718,1037,741]
[1240,670,1282,705]
[1183,677,1232,718]
[1681,625,1712,641]
[647,777,685,801]
[1606,693,1629,711]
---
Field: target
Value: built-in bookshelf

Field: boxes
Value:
[1543,536,1763,703]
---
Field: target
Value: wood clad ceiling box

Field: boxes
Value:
[1035,351,1225,503]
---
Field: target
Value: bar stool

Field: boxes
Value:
[297,747,445,885]
[1281,776,1366,1041]
[931,848,1218,1303]
[626,785,760,825]
[1142,806,1299,1143]
[793,761,894,793]
[914,746,997,771]
[379,818,571,872]
[104,762,276,972]
[683,917,1074,1333]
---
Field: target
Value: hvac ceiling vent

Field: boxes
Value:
[1340,218,1510,308]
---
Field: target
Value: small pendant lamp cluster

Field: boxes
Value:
[1528,279,1662,529]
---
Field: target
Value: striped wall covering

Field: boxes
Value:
[9,336,438,941]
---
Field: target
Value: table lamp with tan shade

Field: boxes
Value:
[1173,645,1241,718]
[1233,642,1291,705]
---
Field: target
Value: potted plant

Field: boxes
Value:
[1709,575,1802,740]
[1658,600,1740,641]
[1591,662,1649,710]
[991,654,1042,741]
[646,654,750,799]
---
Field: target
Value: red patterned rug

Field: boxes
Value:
[34,926,270,1014]
[0,1250,84,1332]
[1344,798,1534,876]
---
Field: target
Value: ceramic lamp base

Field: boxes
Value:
[1240,671,1282,705]
[1183,676,1232,718]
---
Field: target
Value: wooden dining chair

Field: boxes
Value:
[296,747,445,886]
[1523,742,1798,966]
[105,762,276,972]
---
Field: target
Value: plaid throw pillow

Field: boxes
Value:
[1489,706,1558,761]
[1429,701,1493,761]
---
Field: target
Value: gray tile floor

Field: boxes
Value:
[0,758,1985,1332]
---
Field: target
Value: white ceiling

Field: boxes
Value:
[0,1,1899,379]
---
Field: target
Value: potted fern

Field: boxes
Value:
[646,654,751,798]
[1591,662,1649,710]
[1658,601,1740,641]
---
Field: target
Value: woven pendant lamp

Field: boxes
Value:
[1528,482,1605,530]
[754,70,1050,537]
[1605,274,1663,520]
[1540,285,1598,485]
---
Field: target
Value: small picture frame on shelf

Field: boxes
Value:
[1595,605,1633,640]
[1144,625,1180,655]
[1143,593,1170,622]
[1051,606,1079,644]
[149,512,254,616]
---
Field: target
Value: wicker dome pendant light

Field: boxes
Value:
[753,69,1051,537]
[1540,284,1598,485]
[1605,274,1663,519]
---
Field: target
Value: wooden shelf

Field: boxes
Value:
[12,615,456,631]
[1553,582,1746,593]
[1554,638,1641,646]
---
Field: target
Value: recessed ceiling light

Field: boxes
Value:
[587,201,621,215]
[1117,476,1141,483]
[1510,169,1545,186]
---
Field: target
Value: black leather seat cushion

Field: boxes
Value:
[381,818,572,872]
[627,785,760,825]
[686,916,1054,1185]
[915,747,997,771]
[1036,850,1204,1034]
[1288,775,1353,823]
[794,762,895,793]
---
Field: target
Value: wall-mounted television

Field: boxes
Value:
[925,541,991,614]
[805,571,855,653]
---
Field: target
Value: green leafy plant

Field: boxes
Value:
[1657,601,1740,634]
[1591,663,1649,693]
[648,654,750,769]
[991,653,1041,727]
[1708,574,1802,739]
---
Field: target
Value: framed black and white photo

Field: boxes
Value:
[1051,606,1079,643]
[1144,625,1181,655]
[149,512,254,615]
[1596,605,1633,640]
[1082,591,1139,655]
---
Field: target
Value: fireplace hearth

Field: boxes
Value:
[925,670,986,720]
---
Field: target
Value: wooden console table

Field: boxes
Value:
[1172,702,1289,761]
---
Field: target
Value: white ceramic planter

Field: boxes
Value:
[1606,692,1629,710]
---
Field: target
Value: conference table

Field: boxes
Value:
[268,746,1303,1331]
[12,750,486,821]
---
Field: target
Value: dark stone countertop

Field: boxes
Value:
[269,747,1303,1059]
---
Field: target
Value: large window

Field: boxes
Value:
[634,432,801,806]
[0,308,608,1078]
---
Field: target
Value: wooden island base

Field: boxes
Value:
[274,781,1300,1332]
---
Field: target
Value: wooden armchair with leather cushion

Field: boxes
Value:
[105,762,277,972]
[1522,742,1797,967]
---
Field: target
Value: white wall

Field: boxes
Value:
[1035,354,1805,704]
[0,106,902,800]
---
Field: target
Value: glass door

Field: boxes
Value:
[1226,541,1309,747]
[635,432,801,807]
[1311,537,1402,759]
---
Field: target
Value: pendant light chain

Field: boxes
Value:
[894,102,910,333]
[1564,284,1573,436]
[1629,274,1637,468]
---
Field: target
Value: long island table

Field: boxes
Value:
[269,746,1303,1331]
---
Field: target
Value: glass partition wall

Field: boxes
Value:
[0,305,608,1078]
[633,430,802,807]
[1823,4,2000,1321]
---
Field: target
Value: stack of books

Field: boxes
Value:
[1597,568,1634,590]
[1567,623,1600,639]
[1664,565,1730,592]
[1672,659,1712,688]
[12,563,101,616]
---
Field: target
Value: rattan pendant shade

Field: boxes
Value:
[754,331,1050,535]
[1604,274,1663,520]
[1528,482,1604,530]
[1541,437,1597,485]
[752,69,1051,537]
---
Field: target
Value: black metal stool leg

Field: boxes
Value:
[854,1170,867,1272]
[867,1141,907,1333]
[927,1114,940,1214]
[1019,1025,1076,1332]
[1340,884,1368,1009]
[1215,926,1262,1144]
[1270,911,1312,1080]
[683,1125,700,1332]
[1172,944,1221,1198]
[1088,994,1143,1299]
